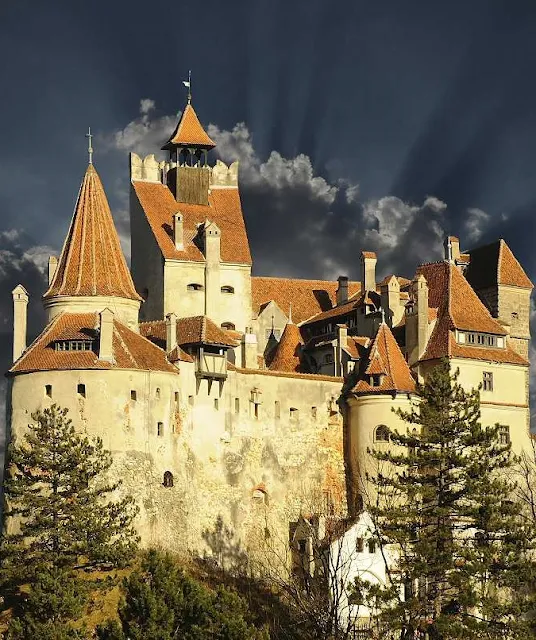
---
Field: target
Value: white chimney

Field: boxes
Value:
[173,212,184,250]
[361,251,377,292]
[98,308,114,362]
[241,329,258,369]
[12,284,28,362]
[336,276,349,305]
[166,312,178,352]
[48,256,58,285]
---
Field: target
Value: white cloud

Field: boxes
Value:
[463,207,491,244]
[140,98,155,115]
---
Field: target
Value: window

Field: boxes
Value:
[254,403,259,419]
[265,328,281,340]
[214,398,219,411]
[370,374,383,387]
[155,387,161,399]
[77,383,86,398]
[131,390,137,401]
[483,371,493,392]
[512,312,519,320]
[45,385,52,398]
[275,401,281,420]
[289,407,299,421]
[235,397,240,414]
[163,471,174,488]
[311,406,317,419]
[466,332,498,348]
[221,285,234,294]
[368,539,376,554]
[174,391,179,404]
[498,425,510,445]
[356,538,364,553]
[187,283,203,291]
[323,353,334,364]
[157,422,164,436]
[375,424,390,442]
[188,395,194,406]
[55,340,93,351]
[221,322,236,330]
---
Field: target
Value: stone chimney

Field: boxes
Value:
[241,328,258,369]
[173,212,184,250]
[380,275,400,327]
[166,312,177,352]
[336,324,348,377]
[203,221,221,320]
[336,276,349,306]
[12,284,28,362]
[98,308,114,362]
[444,236,460,262]
[48,256,58,285]
[406,274,428,365]
[360,251,377,292]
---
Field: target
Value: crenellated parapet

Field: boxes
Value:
[210,159,239,188]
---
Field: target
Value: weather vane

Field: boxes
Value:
[86,127,93,165]
[183,70,192,104]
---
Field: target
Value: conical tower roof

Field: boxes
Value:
[44,164,142,301]
[268,320,304,373]
[162,103,215,150]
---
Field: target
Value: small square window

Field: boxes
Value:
[311,406,317,419]
[275,401,280,420]
[254,403,259,419]
[131,390,137,401]
[356,538,364,553]
[45,385,52,398]
[77,383,86,398]
[188,395,194,406]
[174,391,179,403]
[214,398,219,411]
[235,397,240,414]
[155,387,161,399]
[368,539,376,554]
[498,425,510,445]
[289,407,299,421]
[483,371,493,392]
[157,422,164,436]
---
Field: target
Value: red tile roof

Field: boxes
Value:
[140,316,239,349]
[252,277,361,325]
[465,239,532,290]
[162,103,215,149]
[343,336,370,359]
[268,322,304,372]
[44,165,141,301]
[351,323,416,394]
[361,251,377,259]
[9,313,178,375]
[132,181,252,265]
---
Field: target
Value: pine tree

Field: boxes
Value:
[96,550,269,640]
[1,404,139,631]
[362,360,536,639]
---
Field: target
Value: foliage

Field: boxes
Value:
[96,550,268,640]
[1,404,139,634]
[362,359,536,639]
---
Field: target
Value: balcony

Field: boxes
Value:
[196,348,227,380]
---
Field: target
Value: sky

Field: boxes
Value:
[1,0,536,445]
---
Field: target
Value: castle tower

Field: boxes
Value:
[43,164,142,329]
[162,102,216,206]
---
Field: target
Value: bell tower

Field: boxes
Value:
[161,88,215,206]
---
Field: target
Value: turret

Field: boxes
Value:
[406,273,428,366]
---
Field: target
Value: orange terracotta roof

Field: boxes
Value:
[132,181,252,265]
[44,165,141,302]
[9,313,178,375]
[465,239,532,290]
[343,336,369,359]
[168,345,194,363]
[417,261,507,335]
[361,251,377,259]
[350,323,415,394]
[140,316,239,349]
[268,322,304,372]
[162,103,215,149]
[302,289,382,326]
[252,277,361,324]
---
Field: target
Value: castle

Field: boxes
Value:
[5,98,534,573]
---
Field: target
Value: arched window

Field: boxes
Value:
[221,285,234,294]
[374,424,390,442]
[163,471,174,488]
[187,283,203,291]
[221,322,236,330]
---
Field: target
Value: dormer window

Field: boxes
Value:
[221,285,234,294]
[187,283,203,291]
[369,374,383,387]
[221,322,236,330]
[55,340,93,351]
[464,332,500,348]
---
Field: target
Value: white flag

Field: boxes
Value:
[183,80,190,88]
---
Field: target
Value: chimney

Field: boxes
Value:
[173,212,184,250]
[360,251,377,292]
[336,324,348,376]
[444,236,460,263]
[241,329,258,369]
[406,274,428,366]
[380,275,400,327]
[203,220,221,320]
[98,308,114,362]
[336,276,349,306]
[166,312,177,352]
[48,256,58,285]
[12,284,28,362]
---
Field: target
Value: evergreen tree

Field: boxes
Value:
[96,550,268,640]
[362,360,536,639]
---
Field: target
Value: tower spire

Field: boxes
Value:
[86,127,93,165]
[183,70,192,105]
